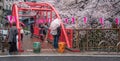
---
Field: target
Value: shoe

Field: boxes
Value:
[14,52,19,55]
[8,52,13,55]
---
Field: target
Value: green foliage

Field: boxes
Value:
[24,27,29,31]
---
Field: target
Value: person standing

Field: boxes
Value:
[50,26,61,49]
[1,23,9,52]
[30,23,34,38]
[54,26,61,49]
[8,23,18,55]
[20,25,24,41]
[50,18,61,49]
[39,23,49,41]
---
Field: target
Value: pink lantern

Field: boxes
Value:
[99,17,104,28]
[7,15,12,23]
[115,18,119,25]
[7,15,17,23]
[65,18,68,24]
[84,17,87,24]
[71,17,75,24]
[48,18,51,23]
[100,17,104,25]
[39,20,44,24]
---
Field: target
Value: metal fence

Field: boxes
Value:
[73,28,120,52]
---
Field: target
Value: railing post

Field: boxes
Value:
[86,29,88,51]
[118,28,120,43]
[76,29,79,48]
[75,17,79,48]
[117,28,120,52]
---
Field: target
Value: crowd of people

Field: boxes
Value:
[0,18,61,55]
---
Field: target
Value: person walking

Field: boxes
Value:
[8,23,18,55]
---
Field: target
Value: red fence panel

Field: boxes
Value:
[59,29,73,48]
[33,26,39,36]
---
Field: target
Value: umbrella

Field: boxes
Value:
[20,22,25,27]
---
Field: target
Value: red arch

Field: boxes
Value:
[44,2,71,48]
[12,2,71,52]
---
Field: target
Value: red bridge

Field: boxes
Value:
[12,2,75,52]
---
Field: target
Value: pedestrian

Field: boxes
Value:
[8,22,18,55]
[39,23,49,41]
[30,23,34,38]
[20,25,24,41]
[49,18,61,49]
[43,23,49,42]
[1,23,9,52]
[50,26,61,49]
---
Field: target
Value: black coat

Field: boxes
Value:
[8,26,18,42]
[56,26,61,36]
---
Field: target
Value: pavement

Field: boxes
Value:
[0,55,120,61]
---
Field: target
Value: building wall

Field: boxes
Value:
[4,0,24,10]
[0,0,3,22]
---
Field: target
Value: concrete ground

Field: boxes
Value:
[0,56,120,61]
[20,34,75,55]
[20,34,120,55]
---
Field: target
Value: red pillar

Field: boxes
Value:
[50,11,52,22]
[46,11,48,22]
[12,4,22,52]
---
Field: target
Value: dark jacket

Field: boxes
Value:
[57,26,61,36]
[30,24,34,33]
[8,26,18,42]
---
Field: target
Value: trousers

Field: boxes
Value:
[53,35,60,48]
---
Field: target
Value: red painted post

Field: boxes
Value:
[46,11,48,22]
[50,11,52,22]
[41,11,43,19]
[69,29,73,47]
[40,11,42,19]
[13,4,22,52]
